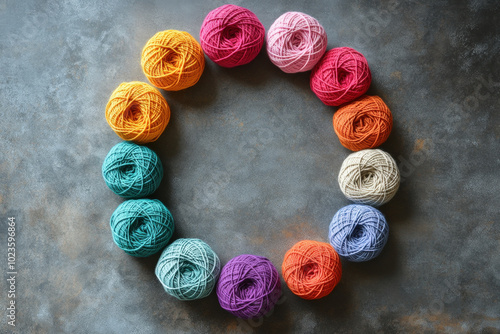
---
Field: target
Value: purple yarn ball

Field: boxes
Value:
[216,254,281,319]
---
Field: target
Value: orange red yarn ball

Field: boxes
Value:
[333,95,393,151]
[141,30,205,91]
[105,82,170,144]
[282,240,342,300]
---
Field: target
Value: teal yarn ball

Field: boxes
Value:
[110,199,174,257]
[155,238,221,301]
[102,141,163,199]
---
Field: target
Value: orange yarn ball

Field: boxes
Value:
[141,30,205,91]
[105,81,170,144]
[333,95,393,151]
[282,240,342,300]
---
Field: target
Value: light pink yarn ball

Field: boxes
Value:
[266,12,327,73]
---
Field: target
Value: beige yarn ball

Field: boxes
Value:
[338,149,400,206]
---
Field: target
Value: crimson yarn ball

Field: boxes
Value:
[310,47,372,106]
[200,4,265,68]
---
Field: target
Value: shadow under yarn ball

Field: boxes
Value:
[216,254,281,319]
[102,141,163,199]
[110,199,174,257]
[329,204,389,262]
[155,238,221,301]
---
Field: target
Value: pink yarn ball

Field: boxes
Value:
[200,4,265,68]
[266,12,327,73]
[310,47,372,106]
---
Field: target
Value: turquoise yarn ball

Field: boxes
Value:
[102,141,163,199]
[155,238,221,300]
[110,199,174,257]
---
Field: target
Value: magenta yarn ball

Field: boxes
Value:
[200,4,265,68]
[310,47,372,106]
[266,12,327,73]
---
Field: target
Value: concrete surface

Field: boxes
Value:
[0,0,499,333]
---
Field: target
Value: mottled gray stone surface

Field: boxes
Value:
[0,0,499,333]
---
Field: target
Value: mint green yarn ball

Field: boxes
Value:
[155,238,221,300]
[110,199,174,257]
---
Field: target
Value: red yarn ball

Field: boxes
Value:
[310,47,372,106]
[200,4,265,68]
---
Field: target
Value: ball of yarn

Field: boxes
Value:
[200,4,265,68]
[338,149,400,206]
[102,141,163,199]
[110,199,174,257]
[329,204,389,262]
[333,95,393,151]
[155,238,221,300]
[282,240,341,300]
[105,82,170,144]
[141,30,205,91]
[266,12,327,73]
[310,47,372,106]
[217,254,281,318]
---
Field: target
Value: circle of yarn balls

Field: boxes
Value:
[200,4,265,68]
[141,30,205,91]
[155,238,221,301]
[105,81,170,144]
[338,149,400,206]
[333,95,393,151]
[102,141,163,199]
[110,199,174,257]
[282,240,342,300]
[266,12,327,73]
[216,254,281,319]
[310,47,372,106]
[329,204,389,262]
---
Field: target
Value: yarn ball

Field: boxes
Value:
[102,141,163,199]
[217,254,281,318]
[141,30,205,91]
[282,240,341,300]
[338,149,400,206]
[329,204,389,262]
[266,12,327,73]
[155,238,221,300]
[310,47,372,106]
[200,4,265,68]
[105,81,170,144]
[333,95,393,151]
[110,199,174,257]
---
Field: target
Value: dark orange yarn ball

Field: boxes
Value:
[282,240,342,300]
[333,95,393,151]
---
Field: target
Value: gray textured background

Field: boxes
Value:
[1,0,499,333]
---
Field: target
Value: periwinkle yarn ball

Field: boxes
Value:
[338,149,400,206]
[200,4,265,68]
[310,47,372,106]
[155,238,221,301]
[102,141,163,199]
[329,204,389,262]
[110,199,174,257]
[266,12,327,73]
[216,254,281,318]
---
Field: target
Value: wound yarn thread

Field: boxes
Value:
[216,254,281,319]
[102,141,163,199]
[141,30,205,91]
[282,240,342,300]
[333,95,393,151]
[200,4,265,68]
[329,204,389,262]
[266,12,327,73]
[110,199,174,257]
[105,82,170,144]
[155,238,221,301]
[310,47,372,106]
[338,149,400,206]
